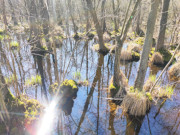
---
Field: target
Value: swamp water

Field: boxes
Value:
[1,34,180,135]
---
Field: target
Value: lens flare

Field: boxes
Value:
[37,98,58,135]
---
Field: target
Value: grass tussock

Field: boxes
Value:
[168,62,180,81]
[120,50,132,61]
[150,52,164,66]
[143,75,156,92]
[103,32,111,42]
[122,92,151,116]
[156,86,174,98]
[91,43,115,55]
[127,43,141,53]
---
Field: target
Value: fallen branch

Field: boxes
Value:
[150,43,180,93]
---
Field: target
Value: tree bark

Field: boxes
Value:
[156,0,170,50]
[39,0,50,35]
[112,0,118,32]
[86,0,106,52]
[101,0,106,33]
[134,0,160,91]
[8,0,18,25]
[114,0,141,87]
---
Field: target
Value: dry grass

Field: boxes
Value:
[103,32,111,42]
[127,43,141,53]
[168,62,180,81]
[150,52,164,66]
[94,32,111,43]
[143,75,156,92]
[120,50,133,61]
[122,92,151,116]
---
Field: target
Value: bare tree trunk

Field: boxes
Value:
[114,0,141,87]
[68,0,78,33]
[8,0,18,25]
[135,2,144,37]
[101,0,106,33]
[134,0,160,91]
[112,0,118,32]
[156,0,170,50]
[2,0,8,26]
[39,0,50,35]
[86,0,107,53]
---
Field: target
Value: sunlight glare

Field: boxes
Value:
[37,98,58,135]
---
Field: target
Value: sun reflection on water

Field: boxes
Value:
[37,98,59,135]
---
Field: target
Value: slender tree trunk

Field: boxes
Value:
[39,0,50,35]
[2,0,8,26]
[101,0,106,33]
[68,0,78,33]
[86,0,106,52]
[135,2,144,37]
[156,0,170,50]
[114,0,141,87]
[134,0,160,91]
[8,0,18,25]
[112,0,118,32]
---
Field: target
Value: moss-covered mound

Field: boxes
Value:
[120,44,141,62]
[134,37,145,46]
[94,32,112,43]
[59,79,78,98]
[122,91,151,116]
[87,31,96,40]
[158,48,176,65]
[150,49,176,67]
[168,62,180,81]
[91,43,116,55]
[59,80,78,115]
[73,32,84,40]
[108,71,129,105]
[150,52,164,66]
[0,90,43,135]
[10,41,19,50]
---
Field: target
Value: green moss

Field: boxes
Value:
[127,32,136,40]
[25,75,42,86]
[60,79,77,89]
[131,51,140,61]
[149,47,155,58]
[24,98,42,123]
[93,44,100,50]
[73,32,84,40]
[129,86,138,93]
[158,85,174,98]
[149,75,156,82]
[109,83,116,90]
[158,48,175,65]
[5,74,17,85]
[87,31,96,40]
[146,92,153,101]
[4,89,42,129]
[49,82,59,94]
[10,41,19,48]
[134,37,144,45]
[109,82,120,97]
